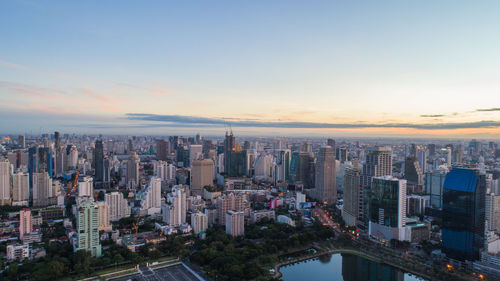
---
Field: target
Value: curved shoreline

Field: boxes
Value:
[273,248,435,281]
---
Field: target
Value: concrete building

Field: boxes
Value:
[191,212,208,235]
[217,193,245,225]
[75,201,102,257]
[486,193,500,231]
[7,244,30,261]
[139,176,162,215]
[32,172,52,207]
[19,208,33,240]
[226,210,244,237]
[342,166,360,226]
[105,192,131,221]
[191,159,214,197]
[12,172,29,206]
[78,176,93,197]
[96,201,112,231]
[189,144,203,166]
[250,209,275,223]
[162,186,187,227]
[0,159,10,205]
[127,152,140,188]
[157,139,169,161]
[313,146,336,205]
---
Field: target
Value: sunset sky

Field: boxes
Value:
[1,1,499,138]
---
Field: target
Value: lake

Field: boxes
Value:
[280,253,426,281]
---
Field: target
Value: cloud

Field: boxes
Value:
[125,113,500,130]
[420,114,445,118]
[476,107,500,112]
[115,82,171,96]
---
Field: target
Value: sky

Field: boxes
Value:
[0,0,499,138]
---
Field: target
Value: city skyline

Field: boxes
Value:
[1,1,499,138]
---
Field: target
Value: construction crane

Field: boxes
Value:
[132,216,141,240]
[66,170,79,197]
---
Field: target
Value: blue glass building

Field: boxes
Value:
[442,168,485,261]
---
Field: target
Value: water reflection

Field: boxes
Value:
[341,253,404,281]
[280,253,424,281]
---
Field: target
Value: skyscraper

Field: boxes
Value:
[94,140,104,182]
[127,152,140,189]
[32,172,52,207]
[342,166,360,226]
[12,172,29,206]
[75,201,102,257]
[359,146,392,228]
[0,159,11,206]
[442,168,486,261]
[157,139,169,161]
[223,131,234,175]
[404,157,424,185]
[191,159,214,197]
[313,146,336,205]
[368,176,407,242]
[19,208,32,240]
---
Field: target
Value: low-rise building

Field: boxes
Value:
[7,243,30,261]
[250,209,275,223]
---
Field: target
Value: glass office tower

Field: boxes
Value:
[442,168,485,261]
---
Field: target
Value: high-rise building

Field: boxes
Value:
[157,139,169,161]
[191,212,208,235]
[485,193,500,231]
[368,176,407,242]
[313,146,336,205]
[360,146,392,187]
[139,177,162,215]
[359,146,392,229]
[425,171,446,209]
[297,152,315,189]
[18,135,25,148]
[78,176,94,197]
[217,193,244,225]
[96,201,112,231]
[154,161,176,183]
[0,159,11,206]
[224,131,234,175]
[105,192,131,221]
[75,201,102,257]
[12,172,29,206]
[19,208,33,240]
[404,157,424,185]
[342,166,360,226]
[162,186,187,227]
[127,152,140,188]
[442,168,486,262]
[32,172,52,207]
[226,210,244,237]
[191,159,214,197]
[189,144,203,167]
[94,140,104,182]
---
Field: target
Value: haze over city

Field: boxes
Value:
[1,2,500,281]
[1,1,499,138]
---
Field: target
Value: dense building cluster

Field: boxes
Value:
[0,132,499,279]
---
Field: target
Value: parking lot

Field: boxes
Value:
[113,264,203,281]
